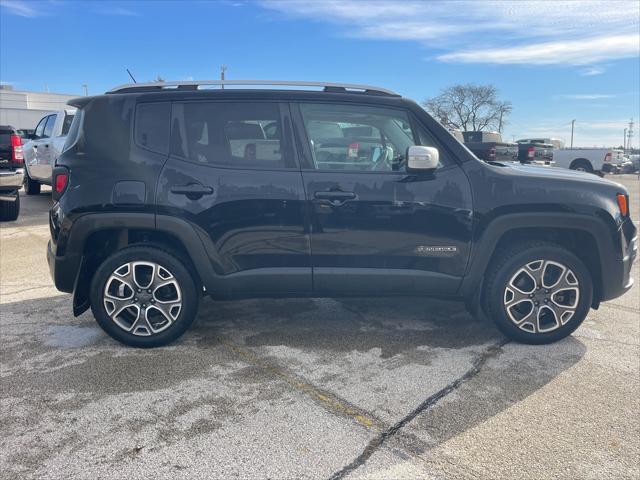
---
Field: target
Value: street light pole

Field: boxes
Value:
[624,128,627,151]
[82,84,88,96]
[570,119,576,148]
[220,65,227,89]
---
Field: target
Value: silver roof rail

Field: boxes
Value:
[107,80,399,96]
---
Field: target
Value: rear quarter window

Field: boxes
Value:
[135,103,170,154]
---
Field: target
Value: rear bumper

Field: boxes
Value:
[47,238,82,294]
[0,168,24,192]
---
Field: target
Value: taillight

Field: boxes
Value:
[55,173,68,193]
[617,193,628,217]
[52,166,69,201]
[527,147,535,159]
[10,134,23,166]
[488,147,496,159]
[604,152,612,162]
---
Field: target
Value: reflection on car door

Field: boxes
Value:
[293,102,473,296]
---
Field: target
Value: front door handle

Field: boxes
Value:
[171,183,214,200]
[314,190,356,206]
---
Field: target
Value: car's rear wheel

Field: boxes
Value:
[0,193,20,221]
[483,241,592,344]
[23,172,41,195]
[90,246,199,347]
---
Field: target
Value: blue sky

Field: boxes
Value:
[1,0,638,147]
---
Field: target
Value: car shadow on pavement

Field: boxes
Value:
[2,293,586,464]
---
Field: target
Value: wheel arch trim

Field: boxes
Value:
[459,212,616,302]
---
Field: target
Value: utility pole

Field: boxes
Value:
[498,108,504,133]
[624,128,627,150]
[570,119,576,148]
[82,84,88,96]
[627,118,634,150]
[220,65,227,89]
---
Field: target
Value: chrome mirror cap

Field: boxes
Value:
[407,146,439,171]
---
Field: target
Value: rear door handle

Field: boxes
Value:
[171,183,214,199]
[314,190,356,205]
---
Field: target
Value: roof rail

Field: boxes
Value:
[107,80,399,96]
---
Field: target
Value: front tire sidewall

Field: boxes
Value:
[487,246,592,344]
[90,247,199,348]
[23,172,41,195]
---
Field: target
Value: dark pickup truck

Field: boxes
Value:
[462,131,518,163]
[0,125,24,221]
[516,139,554,164]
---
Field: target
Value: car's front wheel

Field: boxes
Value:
[90,246,199,347]
[483,241,593,344]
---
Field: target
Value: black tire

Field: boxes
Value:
[0,193,20,221]
[483,241,593,344]
[23,171,41,195]
[570,159,593,173]
[90,246,200,347]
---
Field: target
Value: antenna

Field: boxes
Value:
[126,69,137,84]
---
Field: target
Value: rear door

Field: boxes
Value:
[293,102,473,295]
[155,100,311,296]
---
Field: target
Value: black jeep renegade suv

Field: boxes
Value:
[47,80,637,348]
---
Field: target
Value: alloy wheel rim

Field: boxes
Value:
[103,261,182,336]
[503,259,580,334]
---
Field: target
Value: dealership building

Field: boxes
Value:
[0,84,79,130]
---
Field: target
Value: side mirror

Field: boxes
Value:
[407,145,439,171]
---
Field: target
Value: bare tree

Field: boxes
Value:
[423,84,512,132]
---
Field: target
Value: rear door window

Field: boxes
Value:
[135,103,170,154]
[170,102,294,169]
[61,113,75,136]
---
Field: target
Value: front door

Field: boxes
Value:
[32,114,56,181]
[156,100,311,296]
[293,102,473,295]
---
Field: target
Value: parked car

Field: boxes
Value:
[552,148,618,176]
[0,125,24,221]
[47,80,636,348]
[517,138,565,150]
[22,109,75,194]
[462,131,518,163]
[515,139,554,164]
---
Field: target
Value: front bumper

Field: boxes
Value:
[601,221,637,302]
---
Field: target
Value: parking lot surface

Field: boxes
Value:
[1,177,638,480]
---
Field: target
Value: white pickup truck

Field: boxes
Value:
[552,148,619,176]
[22,109,75,194]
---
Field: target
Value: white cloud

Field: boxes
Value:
[555,94,616,100]
[580,66,606,76]
[259,0,640,66]
[95,6,139,16]
[0,0,41,17]
[438,34,639,65]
